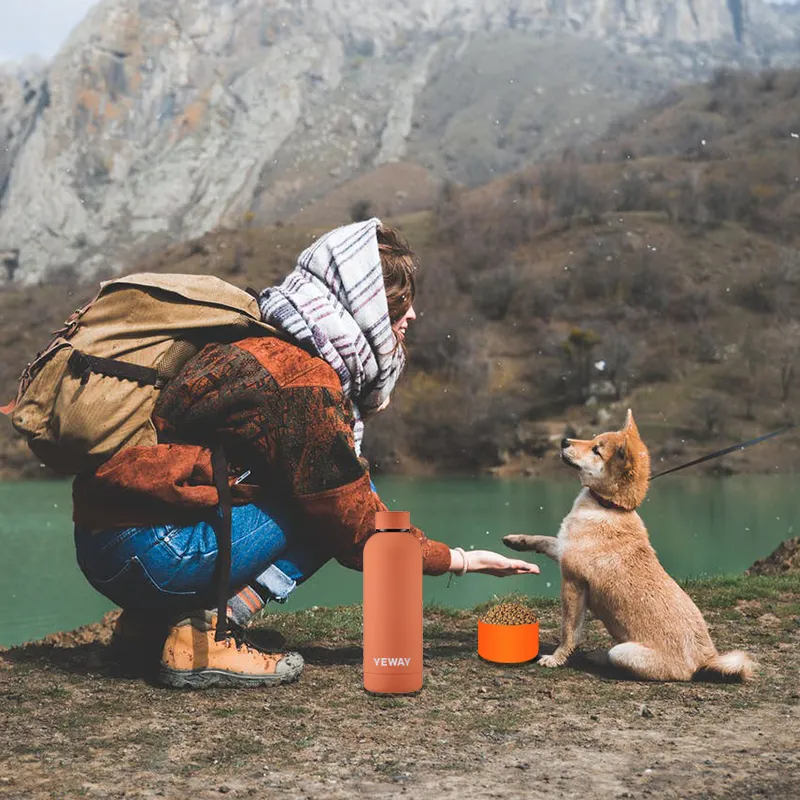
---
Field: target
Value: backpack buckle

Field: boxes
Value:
[67,350,92,385]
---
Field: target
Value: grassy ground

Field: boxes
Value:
[1,574,798,799]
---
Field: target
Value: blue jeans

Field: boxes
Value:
[74,503,330,615]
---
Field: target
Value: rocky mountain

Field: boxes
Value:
[0,58,47,222]
[0,0,796,284]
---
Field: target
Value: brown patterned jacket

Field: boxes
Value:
[72,336,451,575]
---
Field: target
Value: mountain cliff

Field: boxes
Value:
[0,0,795,283]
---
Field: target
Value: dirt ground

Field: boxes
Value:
[747,537,800,577]
[1,573,798,800]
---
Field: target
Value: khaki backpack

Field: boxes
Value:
[4,272,282,475]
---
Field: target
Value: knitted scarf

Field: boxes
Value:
[258,218,404,454]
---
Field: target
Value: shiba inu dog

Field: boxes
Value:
[504,410,754,681]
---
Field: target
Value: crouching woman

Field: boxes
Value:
[72,219,539,689]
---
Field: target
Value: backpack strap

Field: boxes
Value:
[68,350,167,388]
[210,442,233,643]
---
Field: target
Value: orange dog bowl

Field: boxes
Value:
[478,620,539,664]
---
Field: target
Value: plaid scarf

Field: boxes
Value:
[258,218,405,454]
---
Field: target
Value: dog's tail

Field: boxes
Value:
[696,650,755,682]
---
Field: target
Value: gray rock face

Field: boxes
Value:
[0,58,48,212]
[0,0,794,283]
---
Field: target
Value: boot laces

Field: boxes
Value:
[225,620,256,653]
[224,619,284,660]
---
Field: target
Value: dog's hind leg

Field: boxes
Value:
[607,642,693,681]
[539,577,587,668]
[503,534,560,562]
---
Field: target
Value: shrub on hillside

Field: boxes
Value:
[404,360,526,471]
[705,177,759,225]
[627,251,675,312]
[614,171,658,212]
[433,180,467,245]
[759,69,778,93]
[560,327,602,404]
[775,320,800,403]
[692,326,723,364]
[631,348,674,383]
[471,263,521,321]
[350,198,373,222]
[540,164,607,223]
[667,285,715,324]
[712,334,765,420]
[665,176,704,225]
[731,253,800,316]
[500,174,548,244]
[692,392,731,440]
[567,242,677,315]
[567,250,625,303]
[431,174,548,289]
[733,276,779,314]
[508,274,561,321]
[706,68,745,116]
[407,312,473,375]
[593,326,637,401]
[361,404,407,474]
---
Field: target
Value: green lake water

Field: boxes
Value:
[0,475,797,647]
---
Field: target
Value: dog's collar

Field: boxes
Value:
[589,489,624,510]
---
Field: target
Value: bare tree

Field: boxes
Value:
[562,327,602,403]
[433,180,465,244]
[2,249,20,282]
[597,328,635,400]
[350,198,373,222]
[666,170,704,225]
[776,321,800,403]
[507,0,520,29]
[739,327,767,419]
[693,393,727,440]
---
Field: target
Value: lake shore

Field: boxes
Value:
[2,572,798,799]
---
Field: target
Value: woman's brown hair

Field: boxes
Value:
[377,224,417,327]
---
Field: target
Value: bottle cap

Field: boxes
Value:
[375,510,411,530]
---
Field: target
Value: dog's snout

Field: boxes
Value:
[561,438,571,449]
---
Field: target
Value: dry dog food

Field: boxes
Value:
[481,602,537,625]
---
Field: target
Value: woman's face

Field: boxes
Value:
[391,303,416,343]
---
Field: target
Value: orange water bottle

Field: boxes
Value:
[363,510,423,694]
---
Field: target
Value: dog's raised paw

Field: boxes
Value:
[502,534,530,551]
[538,654,562,669]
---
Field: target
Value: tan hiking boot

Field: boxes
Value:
[158,611,304,689]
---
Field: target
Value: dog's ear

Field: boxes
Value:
[615,439,637,477]
[623,408,640,439]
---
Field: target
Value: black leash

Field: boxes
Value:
[455,423,796,585]
[210,442,233,643]
[650,424,797,480]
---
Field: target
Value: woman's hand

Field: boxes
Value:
[450,548,540,577]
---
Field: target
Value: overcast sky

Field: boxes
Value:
[0,0,100,63]
[0,0,798,63]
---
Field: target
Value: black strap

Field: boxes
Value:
[68,349,165,388]
[210,443,233,643]
[650,424,797,480]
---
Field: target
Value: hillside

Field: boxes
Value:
[2,67,800,480]
[0,0,797,285]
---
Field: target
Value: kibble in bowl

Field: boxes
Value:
[481,602,538,626]
[478,602,539,664]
